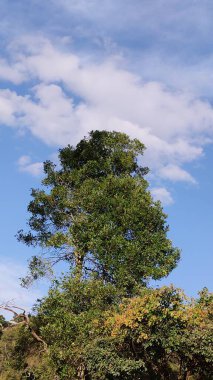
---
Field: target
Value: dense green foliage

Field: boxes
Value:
[31,280,211,379]
[17,130,179,290]
[1,283,212,379]
[1,131,212,379]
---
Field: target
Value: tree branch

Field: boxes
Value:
[0,303,47,351]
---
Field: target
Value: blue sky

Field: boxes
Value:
[0,0,212,311]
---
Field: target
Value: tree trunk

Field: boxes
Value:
[74,251,83,278]
[77,363,85,380]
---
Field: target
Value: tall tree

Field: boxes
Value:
[18,130,180,290]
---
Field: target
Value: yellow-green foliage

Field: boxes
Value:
[101,286,213,379]
[0,325,56,380]
[105,286,210,337]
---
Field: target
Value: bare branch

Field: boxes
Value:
[0,303,47,351]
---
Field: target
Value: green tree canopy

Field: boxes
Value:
[18,130,180,291]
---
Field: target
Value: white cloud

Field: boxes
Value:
[0,260,44,318]
[159,164,197,184]
[0,58,25,84]
[151,187,174,206]
[18,155,43,176]
[0,89,24,126]
[1,37,213,184]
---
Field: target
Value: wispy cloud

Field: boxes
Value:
[151,187,174,206]
[18,155,43,176]
[159,165,197,184]
[0,260,45,318]
[51,0,213,59]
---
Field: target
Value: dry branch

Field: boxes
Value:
[0,302,47,351]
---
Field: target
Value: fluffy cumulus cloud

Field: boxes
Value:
[0,36,213,199]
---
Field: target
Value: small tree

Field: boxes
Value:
[18,130,180,291]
